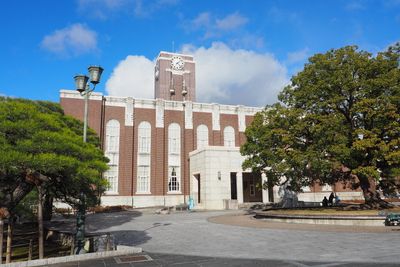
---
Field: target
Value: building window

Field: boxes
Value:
[168,167,180,191]
[169,123,180,154]
[137,166,150,193]
[138,121,151,154]
[168,123,181,192]
[196,124,209,149]
[105,166,118,193]
[224,126,235,147]
[104,120,120,193]
[137,121,151,193]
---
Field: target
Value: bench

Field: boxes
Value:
[385,213,400,226]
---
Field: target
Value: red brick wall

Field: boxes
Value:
[61,96,259,199]
[192,112,213,148]
[220,114,239,147]
[60,98,103,136]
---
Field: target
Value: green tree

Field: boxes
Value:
[0,97,108,262]
[241,44,400,207]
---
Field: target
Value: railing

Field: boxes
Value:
[1,223,116,263]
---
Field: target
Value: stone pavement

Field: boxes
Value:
[47,252,400,267]
[43,210,400,266]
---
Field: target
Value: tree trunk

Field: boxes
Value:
[5,217,13,263]
[360,177,394,209]
[38,186,44,259]
[43,194,53,221]
[0,219,3,264]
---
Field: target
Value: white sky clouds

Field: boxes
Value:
[286,48,309,65]
[215,12,248,31]
[41,23,98,57]
[182,43,288,106]
[77,0,128,19]
[106,55,155,99]
[77,0,179,19]
[186,12,249,39]
[106,42,289,107]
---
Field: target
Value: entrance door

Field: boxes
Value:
[194,174,201,203]
[230,173,237,200]
[243,172,262,202]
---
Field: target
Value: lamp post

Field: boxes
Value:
[73,65,103,254]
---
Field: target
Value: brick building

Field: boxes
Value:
[60,51,362,209]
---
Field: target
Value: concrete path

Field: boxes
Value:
[49,251,400,267]
[69,210,400,265]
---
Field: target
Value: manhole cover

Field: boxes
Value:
[115,254,152,263]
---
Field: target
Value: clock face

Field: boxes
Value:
[171,56,184,70]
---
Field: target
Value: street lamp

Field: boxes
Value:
[74,65,103,142]
[73,65,103,254]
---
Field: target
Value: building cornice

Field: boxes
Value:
[59,90,262,115]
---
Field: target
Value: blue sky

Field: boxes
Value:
[0,0,399,106]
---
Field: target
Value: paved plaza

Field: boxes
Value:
[48,210,400,266]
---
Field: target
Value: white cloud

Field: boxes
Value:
[286,48,309,65]
[77,0,179,19]
[41,24,98,57]
[106,55,155,99]
[191,12,211,29]
[77,0,128,19]
[105,43,288,107]
[186,12,249,39]
[182,43,288,106]
[215,12,248,31]
[134,0,179,17]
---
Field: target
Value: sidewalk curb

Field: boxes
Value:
[1,246,142,267]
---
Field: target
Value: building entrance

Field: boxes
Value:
[230,172,237,200]
[194,174,201,203]
[243,173,262,202]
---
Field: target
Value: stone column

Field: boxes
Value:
[261,173,269,203]
[237,172,244,204]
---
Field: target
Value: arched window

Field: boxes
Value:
[137,121,151,193]
[104,120,120,193]
[224,126,235,147]
[196,124,209,149]
[168,123,181,192]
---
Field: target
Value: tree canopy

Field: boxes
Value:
[241,44,400,205]
[0,97,109,218]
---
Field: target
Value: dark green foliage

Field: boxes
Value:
[0,97,109,216]
[241,44,400,200]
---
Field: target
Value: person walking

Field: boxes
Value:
[328,192,334,206]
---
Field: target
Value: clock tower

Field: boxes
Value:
[154,52,196,102]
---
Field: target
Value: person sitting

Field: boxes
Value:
[322,196,328,207]
[328,192,334,206]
